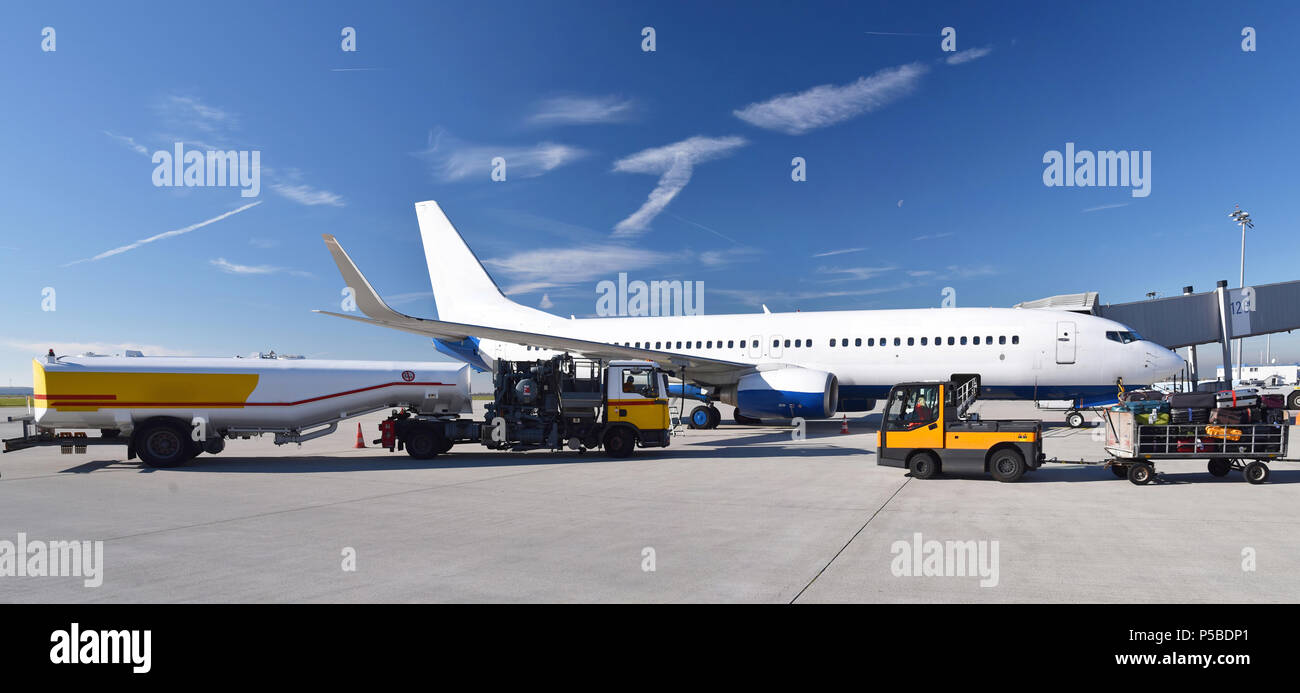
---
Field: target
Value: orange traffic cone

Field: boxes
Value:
[840,415,849,434]
[354,423,366,448]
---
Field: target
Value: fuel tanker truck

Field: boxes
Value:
[4,352,674,467]
[3,352,472,467]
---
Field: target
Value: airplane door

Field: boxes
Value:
[748,335,763,359]
[1056,321,1076,364]
[770,335,784,359]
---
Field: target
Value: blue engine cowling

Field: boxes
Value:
[735,368,838,419]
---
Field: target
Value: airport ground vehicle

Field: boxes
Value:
[1101,408,1291,485]
[3,353,471,467]
[377,355,672,459]
[876,376,1044,482]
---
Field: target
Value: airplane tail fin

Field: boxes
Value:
[414,200,557,327]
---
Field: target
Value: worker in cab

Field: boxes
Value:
[623,375,636,393]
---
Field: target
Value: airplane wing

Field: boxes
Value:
[317,234,755,384]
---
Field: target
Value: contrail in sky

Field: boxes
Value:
[63,201,263,267]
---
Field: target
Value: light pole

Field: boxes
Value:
[1229,206,1253,384]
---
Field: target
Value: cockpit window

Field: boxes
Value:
[1105,330,1142,344]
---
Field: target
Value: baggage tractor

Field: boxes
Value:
[1169,391,1216,409]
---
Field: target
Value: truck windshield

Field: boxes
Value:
[885,386,940,430]
[620,368,659,398]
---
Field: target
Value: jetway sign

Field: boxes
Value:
[1226,287,1254,340]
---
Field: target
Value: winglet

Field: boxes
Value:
[321,235,412,322]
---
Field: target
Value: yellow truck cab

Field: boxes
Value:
[876,377,1044,482]
[603,360,672,455]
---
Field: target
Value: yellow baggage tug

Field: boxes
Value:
[877,377,1044,482]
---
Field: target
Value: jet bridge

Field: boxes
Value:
[1018,279,1300,385]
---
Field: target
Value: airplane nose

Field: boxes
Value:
[1152,346,1185,379]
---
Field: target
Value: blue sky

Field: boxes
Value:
[2,1,1299,388]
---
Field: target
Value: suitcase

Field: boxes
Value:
[1175,437,1219,454]
[1127,399,1168,414]
[1169,392,1216,409]
[1261,394,1286,409]
[1170,407,1210,424]
[1122,389,1164,402]
[1216,389,1260,408]
[1137,411,1170,425]
[1205,425,1243,442]
[1209,407,1259,425]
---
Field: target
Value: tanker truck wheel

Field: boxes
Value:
[404,428,441,459]
[603,427,635,458]
[135,421,191,468]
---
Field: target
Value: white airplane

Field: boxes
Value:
[318,200,1185,428]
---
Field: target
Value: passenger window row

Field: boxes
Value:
[533,334,1023,352]
[827,335,1020,347]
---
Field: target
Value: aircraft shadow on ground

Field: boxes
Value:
[59,442,863,474]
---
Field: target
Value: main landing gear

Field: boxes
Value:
[687,405,721,430]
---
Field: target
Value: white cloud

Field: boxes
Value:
[528,95,634,125]
[538,293,555,309]
[912,231,955,241]
[711,284,910,307]
[63,201,262,266]
[1081,202,1130,213]
[733,63,928,135]
[812,247,867,258]
[210,257,312,277]
[817,265,898,282]
[103,131,149,156]
[419,130,587,182]
[611,135,747,237]
[271,182,345,207]
[699,247,762,266]
[3,339,193,357]
[156,94,235,133]
[484,245,679,295]
[945,45,994,65]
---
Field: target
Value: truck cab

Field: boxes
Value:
[877,377,1043,482]
[604,360,672,453]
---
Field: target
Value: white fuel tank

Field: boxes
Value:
[31,354,472,433]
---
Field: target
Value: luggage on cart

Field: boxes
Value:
[1205,425,1243,442]
[1137,410,1170,425]
[1210,407,1259,425]
[1261,394,1286,409]
[1216,389,1260,408]
[1122,389,1164,402]
[1127,400,1168,416]
[1169,391,1216,409]
[1264,407,1289,424]
[1175,437,1219,453]
[1170,407,1210,424]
